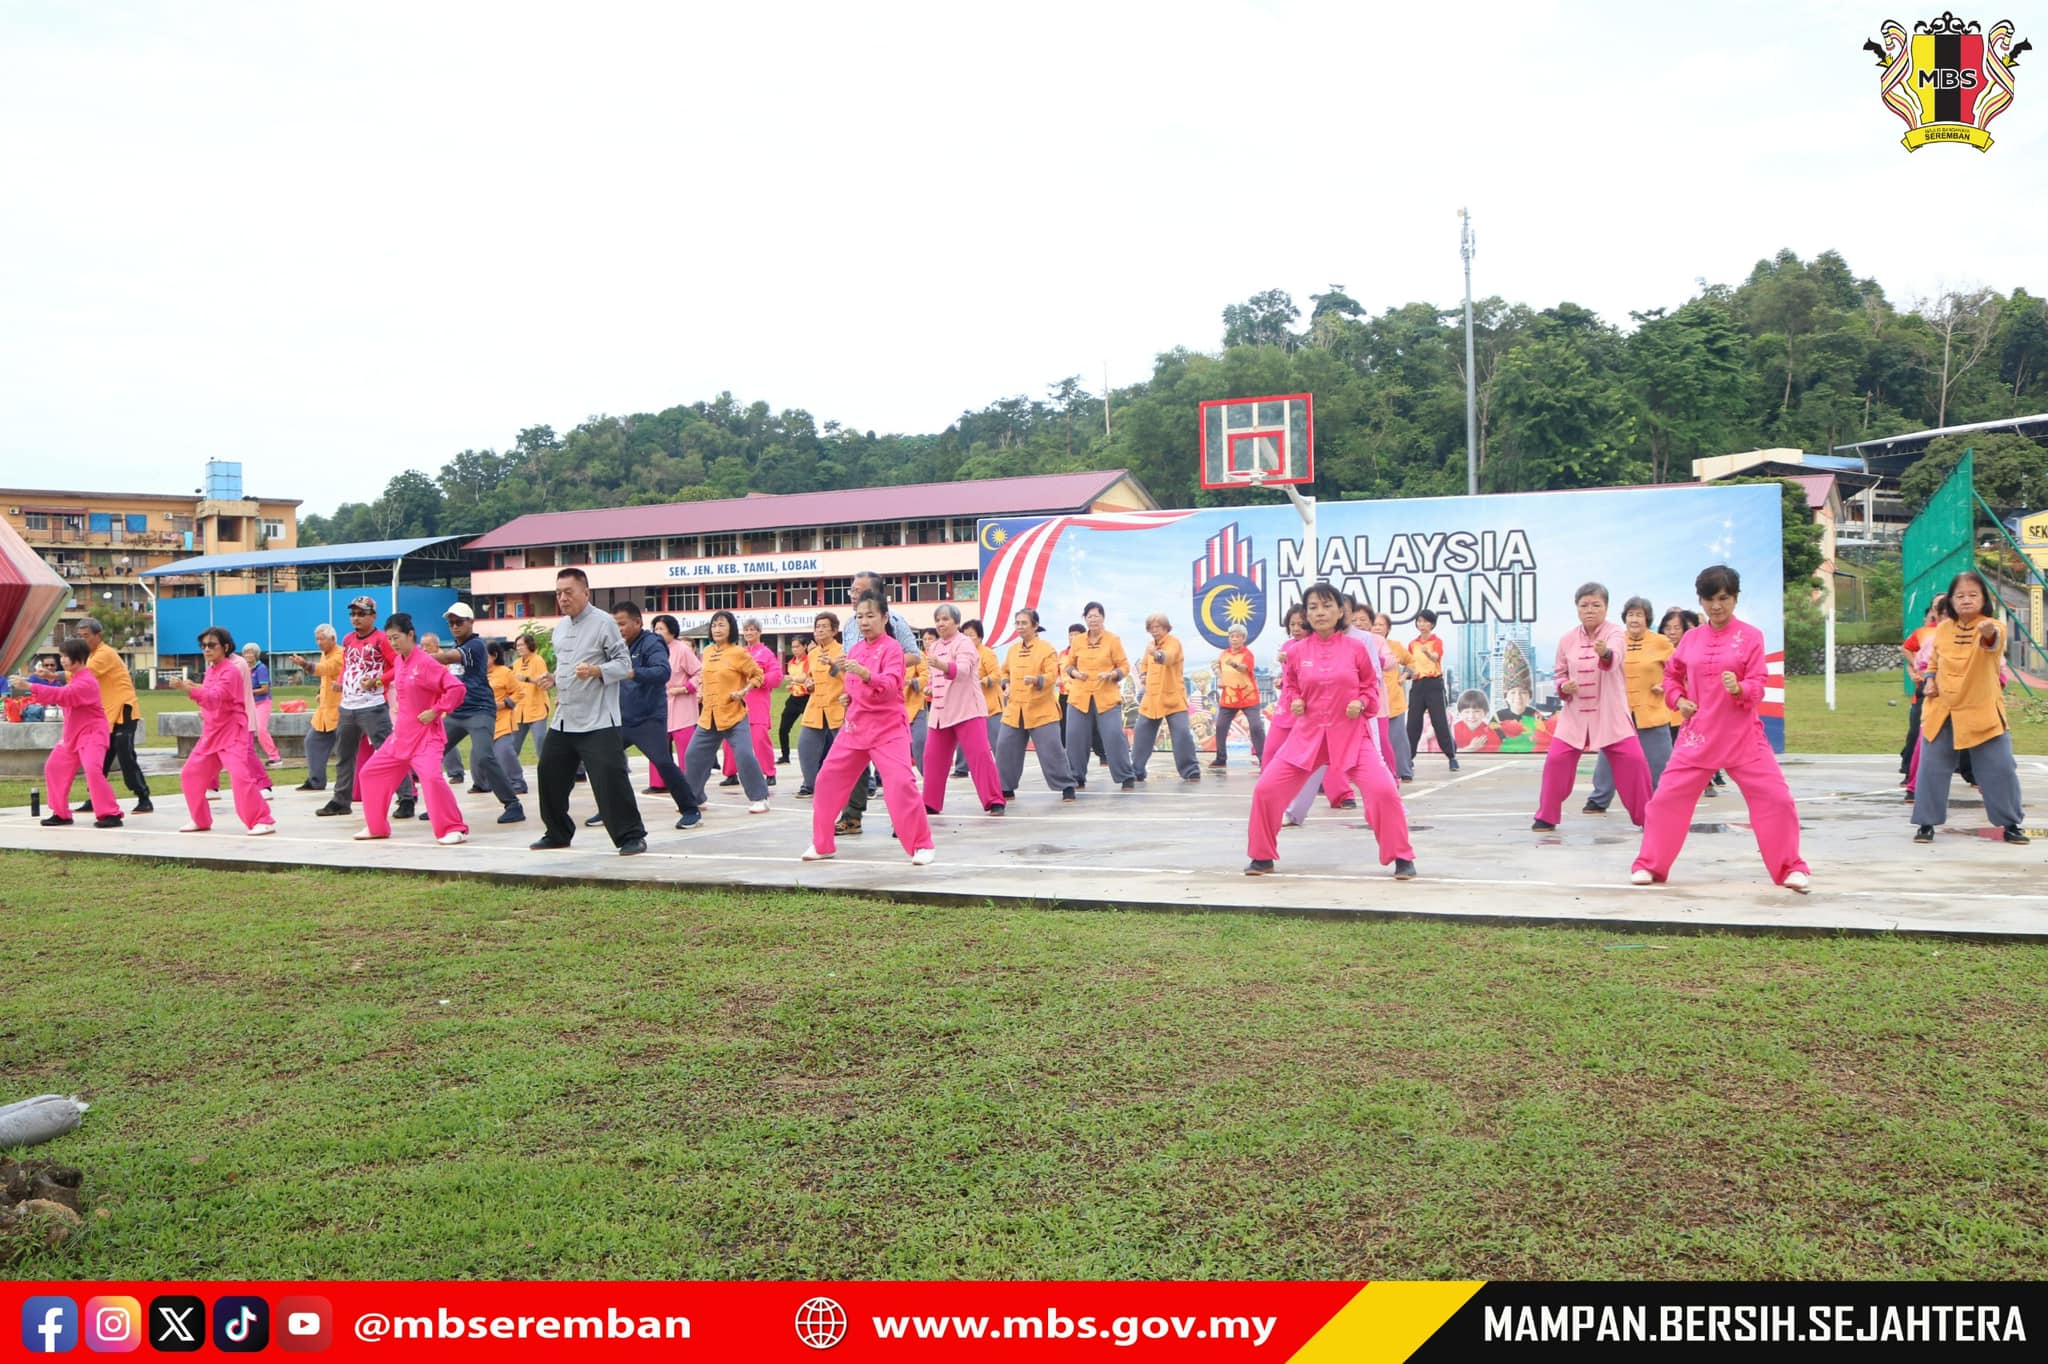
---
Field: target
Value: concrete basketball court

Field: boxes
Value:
[2,752,2045,938]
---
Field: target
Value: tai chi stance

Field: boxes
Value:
[355,613,472,845]
[803,592,937,864]
[1532,582,1652,830]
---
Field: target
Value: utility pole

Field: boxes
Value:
[1103,362,1112,438]
[1459,207,1478,496]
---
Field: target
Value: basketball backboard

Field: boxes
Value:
[1198,393,1314,490]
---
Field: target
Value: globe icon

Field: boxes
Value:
[794,1296,849,1350]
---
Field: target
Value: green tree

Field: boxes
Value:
[1220,289,1300,351]
[1488,337,1642,491]
[1900,433,2048,513]
[1626,301,1750,482]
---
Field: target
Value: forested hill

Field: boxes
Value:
[301,249,2048,545]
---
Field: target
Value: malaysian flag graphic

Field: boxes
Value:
[1191,523,1266,593]
[978,510,1196,645]
[1191,524,1269,648]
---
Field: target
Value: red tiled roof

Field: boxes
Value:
[1785,473,1836,509]
[463,470,1147,550]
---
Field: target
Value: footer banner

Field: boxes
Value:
[4,1281,2038,1359]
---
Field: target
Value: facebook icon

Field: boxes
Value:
[20,1297,78,1354]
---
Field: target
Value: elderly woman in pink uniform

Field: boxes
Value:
[1247,583,1415,879]
[1531,582,1652,831]
[8,638,124,828]
[1631,565,1811,893]
[172,626,275,835]
[920,603,1006,816]
[802,591,936,864]
[354,612,472,845]
[647,614,700,796]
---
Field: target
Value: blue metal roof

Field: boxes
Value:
[138,535,470,577]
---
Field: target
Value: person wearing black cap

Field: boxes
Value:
[428,601,525,824]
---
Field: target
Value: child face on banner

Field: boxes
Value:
[1506,686,1532,714]
[1458,699,1489,728]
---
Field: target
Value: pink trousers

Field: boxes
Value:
[1632,743,1809,885]
[252,699,281,762]
[649,727,689,790]
[811,726,933,858]
[1536,735,1651,825]
[47,731,120,820]
[1250,737,1413,865]
[921,717,1005,813]
[359,728,469,839]
[722,718,774,777]
[181,733,274,830]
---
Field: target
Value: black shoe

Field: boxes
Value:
[1582,801,1606,815]
[40,815,74,827]
[988,803,1005,816]
[2004,825,2031,844]
[1061,788,1076,802]
[796,787,813,798]
[1002,790,1015,800]
[316,803,350,817]
[1337,798,1358,810]
[1133,773,1148,783]
[1532,819,1557,832]
[1393,859,1417,880]
[530,836,571,850]
[132,798,154,813]
[1712,773,1727,786]
[497,805,526,824]
[767,776,777,786]
[392,801,415,821]
[417,810,431,821]
[1914,824,1935,843]
[467,785,490,795]
[1120,779,1136,791]
[925,804,940,816]
[574,772,588,783]
[676,810,701,829]
[293,782,321,792]
[1208,760,1226,769]
[641,786,662,796]
[585,812,606,827]
[618,838,647,856]
[1074,780,1086,790]
[1449,759,1461,771]
[835,816,862,836]
[93,815,124,829]
[777,755,791,765]
[719,775,741,787]
[1245,859,1275,876]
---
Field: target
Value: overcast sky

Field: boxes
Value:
[3,0,2042,515]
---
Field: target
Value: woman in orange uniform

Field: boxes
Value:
[1585,595,1674,814]
[1131,612,1201,782]
[1063,601,1135,791]
[905,631,932,770]
[796,612,846,798]
[682,610,771,813]
[995,608,1076,802]
[1912,571,2026,844]
[1371,613,1414,781]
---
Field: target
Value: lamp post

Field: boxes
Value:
[1459,208,1478,497]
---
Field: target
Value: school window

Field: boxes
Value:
[563,543,592,566]
[668,536,699,559]
[950,517,978,542]
[644,589,662,612]
[630,538,663,561]
[743,531,776,555]
[908,518,948,546]
[744,583,778,609]
[702,533,737,558]
[24,513,47,530]
[666,585,700,611]
[907,573,949,602]
[704,584,739,610]
[779,527,817,552]
[864,521,903,548]
[819,524,855,550]
[594,541,626,564]
[822,576,853,606]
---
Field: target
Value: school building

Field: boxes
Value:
[461,470,1158,642]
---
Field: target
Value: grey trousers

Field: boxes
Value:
[1912,721,2025,828]
[997,720,1074,794]
[910,711,928,771]
[303,725,337,790]
[1065,699,1133,785]
[442,710,517,806]
[1213,705,1266,765]
[331,703,411,806]
[1388,712,1414,780]
[798,723,838,790]
[495,718,546,796]
[686,721,769,801]
[1588,723,1674,810]
[1131,709,1201,780]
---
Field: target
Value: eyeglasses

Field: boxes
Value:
[201,640,224,649]
[349,608,374,616]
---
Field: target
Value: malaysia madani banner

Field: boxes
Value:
[978,483,1787,753]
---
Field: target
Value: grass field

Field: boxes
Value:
[3,854,2046,1280]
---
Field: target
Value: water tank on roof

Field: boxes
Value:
[204,460,243,502]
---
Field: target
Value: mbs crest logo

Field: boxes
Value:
[1865,11,2029,150]
[1191,524,1267,649]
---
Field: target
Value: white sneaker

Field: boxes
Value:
[206,790,221,801]
[910,847,936,866]
[748,800,770,814]
[1784,871,1811,894]
[353,828,383,841]
[800,845,832,861]
[179,821,204,833]
[250,823,276,836]
[437,830,468,846]
[1629,869,1653,886]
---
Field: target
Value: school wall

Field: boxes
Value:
[156,586,462,659]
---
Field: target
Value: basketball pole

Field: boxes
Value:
[1267,476,1317,594]
[1459,208,1478,497]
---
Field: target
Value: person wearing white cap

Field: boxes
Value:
[427,601,525,824]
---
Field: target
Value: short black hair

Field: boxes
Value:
[706,609,740,642]
[612,600,643,622]
[198,626,236,652]
[1695,564,1741,598]
[651,613,681,638]
[1301,581,1343,610]
[384,612,415,637]
[853,590,887,615]
[1082,601,1105,618]
[555,567,590,586]
[487,638,509,664]
[1416,608,1438,627]
[962,619,984,639]
[1013,607,1041,629]
[58,638,91,665]
[1457,688,1489,709]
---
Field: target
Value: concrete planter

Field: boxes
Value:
[156,711,311,759]
[0,723,67,777]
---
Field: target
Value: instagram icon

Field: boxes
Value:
[84,1297,142,1353]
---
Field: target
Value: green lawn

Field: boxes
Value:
[1784,670,2048,755]
[3,854,2045,1280]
